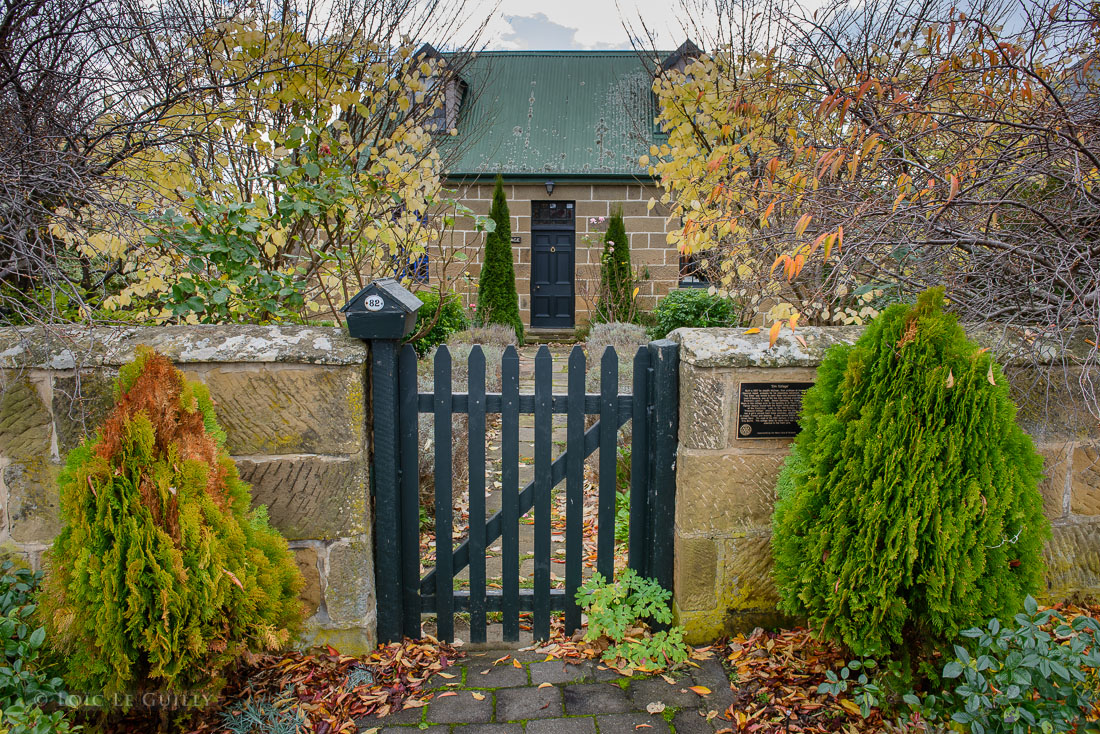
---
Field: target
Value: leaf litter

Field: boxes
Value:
[188,636,462,733]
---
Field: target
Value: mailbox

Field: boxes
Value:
[341,278,423,340]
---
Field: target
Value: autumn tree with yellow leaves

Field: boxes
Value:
[1,0,484,325]
[648,0,1099,409]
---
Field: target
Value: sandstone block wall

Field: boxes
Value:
[670,326,1100,644]
[434,180,681,328]
[0,325,376,653]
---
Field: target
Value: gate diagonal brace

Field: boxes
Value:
[419,409,631,596]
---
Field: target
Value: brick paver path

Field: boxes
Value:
[360,649,736,733]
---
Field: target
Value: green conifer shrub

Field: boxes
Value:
[772,289,1048,661]
[477,175,523,342]
[40,347,302,695]
[595,209,635,323]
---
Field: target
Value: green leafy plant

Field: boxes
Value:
[0,562,77,734]
[410,290,470,356]
[905,597,1100,734]
[772,289,1048,661]
[148,201,305,323]
[817,659,884,718]
[576,570,690,671]
[647,289,741,339]
[39,348,303,696]
[476,175,523,342]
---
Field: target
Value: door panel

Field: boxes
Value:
[530,230,575,328]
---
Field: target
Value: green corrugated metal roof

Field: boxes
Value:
[442,51,662,179]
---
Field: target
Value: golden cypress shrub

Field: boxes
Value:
[772,290,1048,660]
[40,347,302,694]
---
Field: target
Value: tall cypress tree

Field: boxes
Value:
[596,209,633,323]
[772,289,1048,661]
[477,175,523,342]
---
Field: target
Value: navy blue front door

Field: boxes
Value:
[530,229,575,328]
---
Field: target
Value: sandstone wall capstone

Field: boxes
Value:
[0,325,376,653]
[670,325,1100,644]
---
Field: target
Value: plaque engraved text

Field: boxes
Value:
[736,382,813,439]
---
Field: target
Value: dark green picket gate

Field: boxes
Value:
[370,340,678,644]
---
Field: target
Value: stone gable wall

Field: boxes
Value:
[670,326,1100,644]
[0,325,375,653]
[434,181,682,328]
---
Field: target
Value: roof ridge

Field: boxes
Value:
[455,49,668,56]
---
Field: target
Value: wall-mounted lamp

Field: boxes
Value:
[545,180,555,195]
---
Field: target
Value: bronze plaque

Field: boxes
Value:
[736,382,813,439]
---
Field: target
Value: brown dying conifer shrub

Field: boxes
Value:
[39,347,303,696]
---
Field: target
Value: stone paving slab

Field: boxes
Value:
[495,685,563,720]
[563,683,633,716]
[364,649,736,733]
[525,717,597,733]
[596,712,674,733]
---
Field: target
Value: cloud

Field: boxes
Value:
[497,12,633,50]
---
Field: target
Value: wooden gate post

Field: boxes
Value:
[371,338,403,642]
[340,278,422,644]
[647,339,680,591]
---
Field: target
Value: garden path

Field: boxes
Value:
[362,647,735,734]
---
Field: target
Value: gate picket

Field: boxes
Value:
[501,346,520,640]
[597,347,618,580]
[628,346,649,576]
[565,346,585,634]
[433,346,454,642]
[398,344,422,639]
[533,346,553,640]
[468,346,487,643]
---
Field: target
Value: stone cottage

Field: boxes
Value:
[420,42,707,336]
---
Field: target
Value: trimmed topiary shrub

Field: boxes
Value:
[772,289,1048,662]
[477,175,524,342]
[595,209,635,323]
[40,347,303,696]
[647,288,740,339]
[411,290,470,356]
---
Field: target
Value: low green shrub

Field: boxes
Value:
[576,569,690,671]
[906,598,1100,734]
[39,348,302,696]
[0,562,76,734]
[772,289,1048,661]
[647,289,741,339]
[411,290,470,356]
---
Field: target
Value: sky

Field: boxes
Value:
[470,0,697,51]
